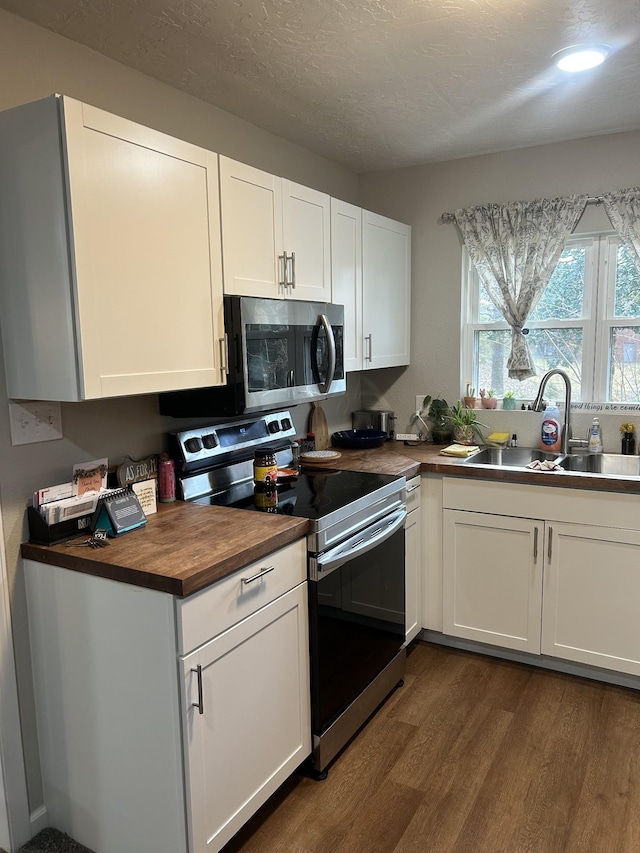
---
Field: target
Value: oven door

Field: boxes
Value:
[308,508,406,736]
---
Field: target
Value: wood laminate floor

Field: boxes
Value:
[223,641,640,853]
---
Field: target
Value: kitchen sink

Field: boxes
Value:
[462,447,640,478]
[462,447,563,468]
[558,453,640,477]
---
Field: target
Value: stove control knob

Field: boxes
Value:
[202,433,218,449]
[184,437,203,454]
[280,417,292,430]
[267,421,281,434]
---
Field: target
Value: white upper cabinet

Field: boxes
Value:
[0,95,225,401]
[362,211,411,369]
[330,198,363,372]
[220,157,331,302]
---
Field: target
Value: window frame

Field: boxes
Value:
[462,231,639,403]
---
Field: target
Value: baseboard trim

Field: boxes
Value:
[29,806,47,837]
[420,629,640,691]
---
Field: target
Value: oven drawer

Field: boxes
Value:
[176,538,306,654]
[404,476,421,513]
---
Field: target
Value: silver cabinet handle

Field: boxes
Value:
[547,526,553,562]
[191,664,204,715]
[406,484,420,493]
[278,254,287,289]
[364,333,372,362]
[533,526,538,563]
[242,565,275,585]
[288,251,296,288]
[219,334,228,377]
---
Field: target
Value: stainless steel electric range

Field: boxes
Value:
[169,410,407,778]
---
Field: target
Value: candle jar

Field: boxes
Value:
[621,431,636,455]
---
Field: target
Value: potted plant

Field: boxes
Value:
[463,383,476,409]
[503,390,517,410]
[480,389,497,409]
[422,395,453,444]
[446,400,487,445]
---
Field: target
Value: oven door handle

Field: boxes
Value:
[314,508,407,578]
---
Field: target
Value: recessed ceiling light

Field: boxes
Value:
[553,44,610,73]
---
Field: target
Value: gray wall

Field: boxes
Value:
[0,7,360,812]
[358,131,640,443]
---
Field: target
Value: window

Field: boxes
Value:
[463,234,640,403]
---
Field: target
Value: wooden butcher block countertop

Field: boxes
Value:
[21,501,309,597]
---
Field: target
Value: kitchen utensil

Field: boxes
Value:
[310,402,330,450]
[332,429,388,449]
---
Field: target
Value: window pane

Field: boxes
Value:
[478,283,503,323]
[529,247,585,321]
[477,328,583,400]
[609,327,640,401]
[614,246,640,318]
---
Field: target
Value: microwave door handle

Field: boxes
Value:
[317,313,336,394]
[314,508,407,577]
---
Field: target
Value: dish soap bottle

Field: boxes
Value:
[540,405,562,452]
[588,417,603,453]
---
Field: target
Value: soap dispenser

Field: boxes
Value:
[587,417,603,453]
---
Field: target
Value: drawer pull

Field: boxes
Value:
[242,565,275,585]
[191,664,204,715]
[406,484,420,493]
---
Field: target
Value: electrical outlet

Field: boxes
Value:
[395,433,421,441]
[415,394,427,414]
[9,401,63,446]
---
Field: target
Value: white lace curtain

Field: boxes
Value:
[455,195,587,380]
[602,187,640,275]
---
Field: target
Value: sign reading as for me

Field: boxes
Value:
[116,455,159,487]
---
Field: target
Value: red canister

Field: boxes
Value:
[158,456,176,502]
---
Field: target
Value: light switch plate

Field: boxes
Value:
[416,394,427,413]
[9,401,63,445]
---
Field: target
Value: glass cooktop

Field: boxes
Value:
[193,468,402,521]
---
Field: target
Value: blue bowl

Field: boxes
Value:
[331,429,388,449]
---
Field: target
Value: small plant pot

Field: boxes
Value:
[481,397,497,409]
[503,397,516,410]
[453,424,475,445]
[463,396,477,409]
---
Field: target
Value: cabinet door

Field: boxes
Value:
[331,198,363,371]
[63,98,225,398]
[443,510,543,653]
[181,583,311,853]
[219,157,283,298]
[405,506,422,644]
[282,180,331,302]
[541,522,640,675]
[362,211,411,369]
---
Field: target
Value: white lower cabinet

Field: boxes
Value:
[405,476,422,644]
[182,583,310,852]
[443,510,543,654]
[23,539,310,853]
[541,522,640,675]
[441,479,640,678]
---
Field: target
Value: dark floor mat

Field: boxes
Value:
[17,829,95,853]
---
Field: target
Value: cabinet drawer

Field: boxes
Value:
[405,476,422,513]
[176,538,306,654]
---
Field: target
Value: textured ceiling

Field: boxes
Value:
[1,0,639,171]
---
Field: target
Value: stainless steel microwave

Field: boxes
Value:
[159,296,345,417]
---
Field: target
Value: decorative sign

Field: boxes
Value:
[571,402,640,413]
[117,455,159,487]
[132,479,157,516]
[73,458,108,496]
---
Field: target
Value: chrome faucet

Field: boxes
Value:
[532,369,586,454]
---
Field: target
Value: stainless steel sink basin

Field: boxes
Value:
[462,447,563,468]
[461,447,640,478]
[559,453,640,477]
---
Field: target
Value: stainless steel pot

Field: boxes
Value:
[352,409,396,438]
